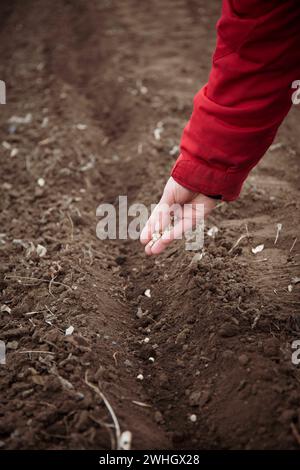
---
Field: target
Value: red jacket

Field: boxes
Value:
[171,0,300,201]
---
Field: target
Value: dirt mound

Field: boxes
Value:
[0,0,300,450]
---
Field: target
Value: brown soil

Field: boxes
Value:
[0,0,300,450]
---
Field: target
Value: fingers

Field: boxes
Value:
[140,188,217,256]
[140,219,153,246]
[140,202,172,247]
[139,204,158,246]
[148,217,193,255]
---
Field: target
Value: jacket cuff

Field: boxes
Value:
[171,153,250,202]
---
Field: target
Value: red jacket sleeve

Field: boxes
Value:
[171,0,300,201]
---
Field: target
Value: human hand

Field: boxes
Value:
[140,177,217,255]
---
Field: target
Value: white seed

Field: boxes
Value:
[119,430,132,450]
[76,123,87,130]
[189,414,197,423]
[41,117,49,128]
[137,374,144,381]
[288,285,293,293]
[251,244,264,254]
[65,326,74,336]
[207,226,218,238]
[269,142,283,151]
[169,145,179,156]
[152,232,161,242]
[8,113,32,125]
[148,357,155,363]
[10,148,18,157]
[36,244,47,257]
[190,252,203,265]
[2,141,11,150]
[144,337,150,343]
[144,289,151,298]
[37,177,45,187]
[1,305,11,314]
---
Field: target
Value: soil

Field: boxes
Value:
[0,0,300,450]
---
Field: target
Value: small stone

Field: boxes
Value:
[175,328,190,345]
[158,371,169,387]
[124,359,133,368]
[115,255,126,265]
[7,340,18,350]
[136,307,145,319]
[263,338,279,357]
[154,410,164,424]
[137,374,144,381]
[199,390,211,406]
[222,349,235,359]
[219,322,239,338]
[189,391,202,407]
[189,414,197,423]
[238,354,249,366]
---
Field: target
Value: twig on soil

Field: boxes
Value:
[24,310,46,316]
[18,350,55,355]
[251,312,261,329]
[48,276,57,296]
[113,351,118,366]
[228,234,247,254]
[5,275,72,291]
[290,237,297,252]
[274,223,282,245]
[84,371,121,450]
[67,212,74,242]
[132,400,152,408]
[291,422,300,447]
[89,415,116,450]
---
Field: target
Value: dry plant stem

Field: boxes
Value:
[290,237,297,252]
[84,371,121,450]
[229,234,248,254]
[48,276,56,296]
[291,422,300,446]
[132,400,152,408]
[113,351,118,366]
[18,350,55,355]
[245,223,250,238]
[67,212,74,242]
[90,415,116,450]
[5,275,72,291]
[274,224,282,245]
